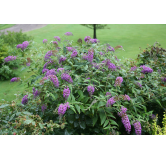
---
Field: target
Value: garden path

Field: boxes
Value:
[0,24,47,34]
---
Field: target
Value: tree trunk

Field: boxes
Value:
[93,24,97,39]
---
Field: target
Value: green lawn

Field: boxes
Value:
[0,24,15,30]
[1,24,166,102]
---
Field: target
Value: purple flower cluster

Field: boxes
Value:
[22,95,28,105]
[53,41,58,45]
[58,102,70,115]
[4,56,16,62]
[57,68,64,73]
[123,94,130,101]
[87,85,95,96]
[90,39,100,43]
[63,87,70,100]
[131,66,138,71]
[87,48,94,62]
[107,44,115,52]
[17,41,29,51]
[99,52,104,55]
[43,39,47,43]
[44,51,53,61]
[42,69,49,74]
[135,82,142,88]
[114,77,123,87]
[140,65,153,74]
[61,73,73,83]
[47,75,59,88]
[59,56,66,63]
[108,63,116,71]
[84,36,91,43]
[150,114,156,120]
[54,36,61,41]
[40,77,48,85]
[65,32,73,36]
[45,69,57,77]
[118,107,131,134]
[66,47,73,52]
[105,92,112,98]
[92,63,102,69]
[33,87,40,98]
[106,97,116,107]
[133,121,142,135]
[71,50,78,58]
[41,104,47,112]
[82,53,88,60]
[161,77,166,82]
[26,63,30,66]
[43,60,53,69]
[10,77,20,82]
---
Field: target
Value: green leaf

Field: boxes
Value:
[99,109,106,125]
[103,120,109,127]
[74,121,79,128]
[156,99,163,107]
[22,111,32,115]
[110,120,118,126]
[98,101,105,108]
[75,105,80,114]
[9,114,15,121]
[92,114,98,126]
[80,121,86,129]
[0,104,9,108]
[24,120,33,125]
[64,129,70,135]
[39,123,44,129]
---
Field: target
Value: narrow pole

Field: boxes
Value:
[93,24,97,39]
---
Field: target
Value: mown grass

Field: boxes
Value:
[1,24,166,102]
[0,24,15,30]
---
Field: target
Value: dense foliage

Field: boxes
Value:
[0,34,166,135]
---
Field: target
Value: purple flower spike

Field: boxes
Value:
[106,97,116,107]
[123,94,130,101]
[53,41,58,45]
[114,77,123,87]
[65,32,73,36]
[16,44,22,49]
[58,102,70,116]
[133,121,142,135]
[131,66,138,71]
[84,36,91,43]
[10,77,20,82]
[61,73,73,83]
[150,114,156,120]
[54,36,61,42]
[32,87,40,98]
[43,39,47,43]
[4,56,17,62]
[41,104,47,112]
[63,87,70,100]
[71,50,78,58]
[118,106,131,134]
[140,65,153,74]
[87,85,95,96]
[47,75,59,88]
[59,56,66,64]
[45,69,57,77]
[22,95,28,105]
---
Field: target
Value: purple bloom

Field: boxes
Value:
[150,114,156,120]
[10,77,20,82]
[43,60,53,69]
[59,56,66,63]
[90,39,100,43]
[107,44,115,52]
[131,66,138,71]
[57,68,64,72]
[58,102,70,116]
[140,65,153,74]
[161,77,166,82]
[87,85,95,96]
[16,44,22,49]
[61,73,73,83]
[45,69,57,77]
[44,51,53,61]
[114,77,123,87]
[41,104,47,112]
[84,36,91,43]
[47,75,59,88]
[105,92,112,98]
[40,77,48,85]
[63,87,70,100]
[65,32,73,36]
[53,41,58,45]
[123,94,130,101]
[135,82,142,88]
[99,52,104,55]
[33,87,40,98]
[42,69,49,74]
[43,39,47,43]
[82,53,88,60]
[71,50,78,58]
[26,62,30,66]
[21,41,29,51]
[106,97,116,107]
[54,36,61,42]
[22,95,28,105]
[4,56,17,62]
[108,63,116,71]
[66,47,73,52]
[118,107,131,134]
[133,121,142,135]
[87,48,94,62]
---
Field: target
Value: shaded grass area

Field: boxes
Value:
[1,24,166,102]
[0,24,15,30]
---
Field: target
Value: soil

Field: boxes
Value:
[0,24,47,34]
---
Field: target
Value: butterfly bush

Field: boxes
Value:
[22,95,28,105]
[61,73,73,83]
[54,36,61,42]
[10,77,20,82]
[84,36,91,43]
[133,121,142,135]
[63,87,70,100]
[140,65,153,74]
[43,39,47,43]
[4,56,16,62]
[58,102,70,115]
[71,50,78,58]
[118,107,131,134]
[114,77,123,87]
[106,97,116,107]
[65,32,73,36]
[40,77,49,85]
[87,85,95,96]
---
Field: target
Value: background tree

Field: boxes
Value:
[81,24,109,39]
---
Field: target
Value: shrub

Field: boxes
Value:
[0,65,16,80]
[0,39,9,65]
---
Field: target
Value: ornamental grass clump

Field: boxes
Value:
[118,107,131,134]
